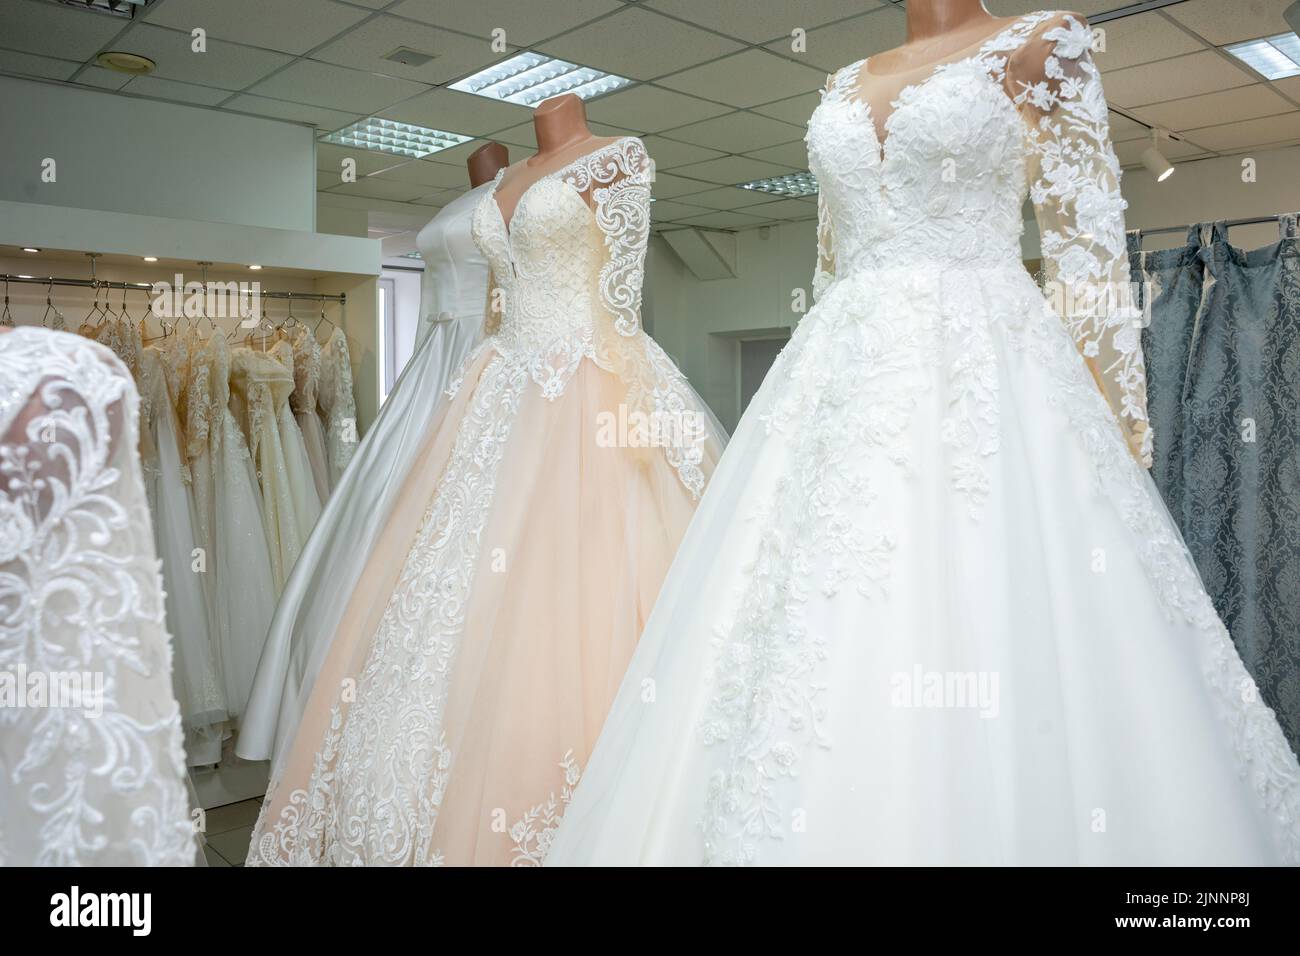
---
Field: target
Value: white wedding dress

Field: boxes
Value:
[547,12,1300,866]
[0,327,197,865]
[238,190,491,764]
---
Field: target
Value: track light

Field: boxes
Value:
[1140,129,1175,183]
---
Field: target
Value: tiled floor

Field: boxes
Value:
[200,797,262,867]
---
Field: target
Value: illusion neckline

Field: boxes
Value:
[489,134,636,236]
[838,11,1053,164]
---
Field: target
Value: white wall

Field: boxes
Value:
[647,143,1300,431]
[0,75,316,231]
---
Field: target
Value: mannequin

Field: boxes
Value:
[467,141,508,188]
[491,93,621,229]
[853,0,1024,144]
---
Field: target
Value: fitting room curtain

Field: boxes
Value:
[1132,215,1300,756]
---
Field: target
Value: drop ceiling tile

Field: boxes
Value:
[661,111,806,153]
[1182,111,1300,151]
[650,171,716,199]
[675,210,771,230]
[985,0,1113,15]
[316,143,407,176]
[144,0,370,57]
[311,15,514,85]
[369,158,470,189]
[388,0,621,47]
[745,140,810,169]
[325,177,432,202]
[1133,84,1295,132]
[1108,111,1150,141]
[339,0,392,7]
[107,23,294,90]
[1102,51,1256,109]
[427,138,535,168]
[121,75,230,106]
[0,50,80,82]
[250,59,428,114]
[648,199,715,221]
[378,86,529,135]
[673,186,781,210]
[670,155,798,185]
[1271,76,1300,102]
[645,0,878,45]
[536,7,744,81]
[1092,11,1205,72]
[75,66,133,91]
[751,91,821,126]
[656,49,827,109]
[1113,134,1209,165]
[410,188,458,207]
[765,7,907,74]
[743,197,819,220]
[585,84,731,133]
[1165,0,1297,45]
[641,135,725,169]
[223,94,362,131]
[1,0,129,60]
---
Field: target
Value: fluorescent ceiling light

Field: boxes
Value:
[1223,33,1300,80]
[321,118,471,159]
[737,171,819,198]
[449,52,632,106]
[400,251,424,260]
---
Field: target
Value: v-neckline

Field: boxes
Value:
[489,135,632,239]
[842,12,1047,164]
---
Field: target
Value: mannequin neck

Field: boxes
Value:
[905,0,993,42]
[531,94,595,160]
[467,142,508,188]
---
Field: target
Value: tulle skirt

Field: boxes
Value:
[247,346,723,865]
[545,264,1300,866]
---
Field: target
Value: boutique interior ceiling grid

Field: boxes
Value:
[2,0,1298,239]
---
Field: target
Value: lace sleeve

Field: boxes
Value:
[567,137,654,337]
[813,74,836,303]
[1012,12,1151,467]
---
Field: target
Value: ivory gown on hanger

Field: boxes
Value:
[239,187,491,764]
[288,324,330,503]
[0,327,197,865]
[546,12,1300,866]
[139,344,227,765]
[246,136,725,865]
[184,332,277,734]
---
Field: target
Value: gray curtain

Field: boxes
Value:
[1132,215,1300,756]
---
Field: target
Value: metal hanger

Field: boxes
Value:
[41,278,66,330]
[1,277,14,328]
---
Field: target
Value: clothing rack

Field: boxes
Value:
[0,273,346,303]
[1133,214,1292,239]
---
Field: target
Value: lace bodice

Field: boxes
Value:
[229,345,295,464]
[0,328,195,866]
[470,136,713,496]
[808,10,1150,464]
[288,325,323,415]
[317,327,357,474]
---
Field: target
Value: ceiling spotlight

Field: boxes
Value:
[1140,129,1175,183]
[21,247,40,253]
[248,264,262,270]
[143,256,158,262]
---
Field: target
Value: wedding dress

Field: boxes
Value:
[0,327,197,865]
[245,136,725,865]
[413,182,492,354]
[185,332,278,731]
[289,324,331,503]
[546,12,1300,866]
[317,327,358,488]
[139,343,228,766]
[228,343,321,590]
[239,195,490,764]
